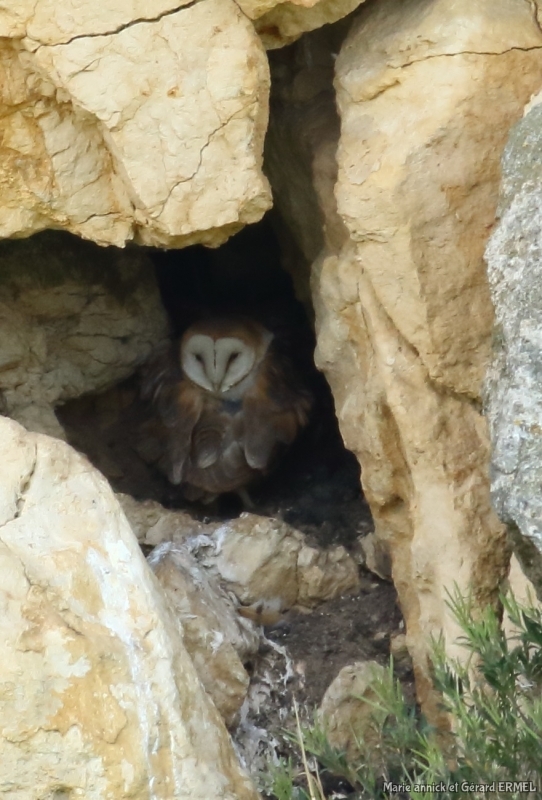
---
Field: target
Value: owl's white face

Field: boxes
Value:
[182,334,256,394]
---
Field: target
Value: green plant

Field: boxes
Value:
[266,592,542,800]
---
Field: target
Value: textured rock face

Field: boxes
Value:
[265,24,347,307]
[182,514,360,612]
[120,499,361,612]
[318,661,386,763]
[0,0,270,247]
[485,102,542,592]
[253,0,365,50]
[149,543,260,728]
[267,0,542,714]
[117,493,208,547]
[0,232,168,437]
[0,416,258,800]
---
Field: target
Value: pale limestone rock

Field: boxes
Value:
[117,493,206,546]
[188,514,361,611]
[0,0,271,247]
[189,515,303,611]
[0,416,258,800]
[523,86,542,115]
[149,543,260,728]
[3,0,364,54]
[253,0,364,50]
[0,39,135,245]
[335,0,542,396]
[128,501,360,611]
[0,233,168,436]
[266,0,542,718]
[297,543,360,607]
[3,1,194,43]
[265,24,348,309]
[358,531,392,582]
[318,661,387,763]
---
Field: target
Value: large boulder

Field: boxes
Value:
[119,496,361,612]
[318,660,387,764]
[149,542,260,728]
[0,416,258,800]
[0,0,270,247]
[266,0,542,715]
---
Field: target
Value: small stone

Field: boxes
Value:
[358,532,392,581]
[318,661,387,764]
[389,633,410,662]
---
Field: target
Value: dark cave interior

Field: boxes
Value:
[57,214,372,547]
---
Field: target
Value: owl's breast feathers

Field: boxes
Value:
[219,398,243,415]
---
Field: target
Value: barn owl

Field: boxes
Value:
[141,317,312,502]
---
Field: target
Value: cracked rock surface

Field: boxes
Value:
[331,0,542,715]
[119,494,361,613]
[252,0,366,50]
[485,100,542,587]
[0,0,271,247]
[0,416,259,800]
[149,542,261,729]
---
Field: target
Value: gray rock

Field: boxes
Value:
[485,103,542,582]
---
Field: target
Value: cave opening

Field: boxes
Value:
[57,214,372,549]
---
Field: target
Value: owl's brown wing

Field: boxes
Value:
[141,344,203,484]
[140,343,181,426]
[242,350,312,471]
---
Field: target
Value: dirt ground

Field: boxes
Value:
[267,582,406,707]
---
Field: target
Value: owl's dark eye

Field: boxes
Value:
[228,352,240,366]
[195,353,203,363]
